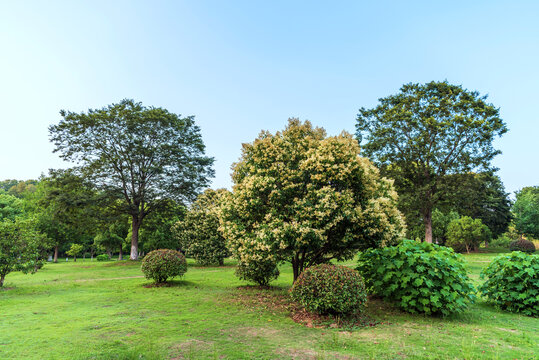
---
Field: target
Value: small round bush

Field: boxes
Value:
[235,259,280,286]
[141,249,187,283]
[509,239,536,253]
[357,240,476,315]
[290,264,367,315]
[96,254,109,262]
[479,252,538,316]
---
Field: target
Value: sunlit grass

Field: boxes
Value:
[1,254,537,359]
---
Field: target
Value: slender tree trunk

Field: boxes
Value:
[0,273,5,287]
[424,209,433,243]
[74,255,77,262]
[53,245,59,263]
[130,217,141,260]
[118,247,123,261]
[292,253,299,282]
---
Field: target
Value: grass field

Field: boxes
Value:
[1,254,538,360]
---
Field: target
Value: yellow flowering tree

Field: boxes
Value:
[220,119,406,284]
[173,189,230,266]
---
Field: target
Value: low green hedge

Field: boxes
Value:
[291,264,367,315]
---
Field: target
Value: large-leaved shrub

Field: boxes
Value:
[508,239,536,253]
[356,240,476,315]
[141,249,187,284]
[479,252,538,316]
[291,264,367,315]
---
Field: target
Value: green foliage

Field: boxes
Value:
[96,254,109,261]
[66,243,84,261]
[508,239,536,253]
[234,258,280,286]
[431,209,460,245]
[479,252,538,316]
[446,216,491,253]
[357,240,476,315]
[291,264,367,315]
[357,81,507,242]
[0,218,46,287]
[141,249,187,283]
[0,192,25,221]
[173,189,229,266]
[513,186,539,239]
[220,119,406,284]
[49,99,214,260]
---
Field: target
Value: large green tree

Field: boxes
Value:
[513,186,539,239]
[220,119,406,283]
[356,81,507,243]
[49,100,214,260]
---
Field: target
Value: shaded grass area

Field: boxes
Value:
[0,255,537,359]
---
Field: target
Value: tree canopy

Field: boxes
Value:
[49,99,214,260]
[513,186,539,239]
[356,81,507,243]
[220,119,406,283]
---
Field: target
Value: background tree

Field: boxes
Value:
[0,192,25,221]
[66,243,84,262]
[138,199,185,254]
[513,186,539,239]
[220,119,406,283]
[0,218,45,287]
[27,170,98,262]
[173,188,229,266]
[49,99,214,260]
[356,81,507,243]
[446,216,491,253]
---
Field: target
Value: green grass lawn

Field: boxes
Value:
[1,254,537,360]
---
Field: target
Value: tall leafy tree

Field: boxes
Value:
[49,99,214,260]
[356,81,507,243]
[513,186,539,239]
[220,119,406,283]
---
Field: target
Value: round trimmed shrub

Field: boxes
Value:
[357,240,476,315]
[141,249,187,283]
[235,258,280,286]
[96,254,109,262]
[509,239,536,253]
[479,252,538,316]
[290,264,367,315]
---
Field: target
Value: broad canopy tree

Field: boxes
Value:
[220,119,406,283]
[49,100,214,260]
[356,81,507,243]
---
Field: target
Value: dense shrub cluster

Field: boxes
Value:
[291,264,367,315]
[235,258,280,286]
[479,252,538,316]
[96,254,109,261]
[357,240,476,315]
[141,249,187,283]
[508,239,536,253]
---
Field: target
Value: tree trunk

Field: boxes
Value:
[424,210,433,243]
[0,273,5,287]
[292,254,299,283]
[118,247,123,261]
[74,255,77,262]
[130,217,141,260]
[53,245,59,263]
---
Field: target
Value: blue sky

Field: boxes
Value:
[0,1,537,195]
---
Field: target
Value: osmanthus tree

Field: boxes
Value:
[173,188,230,266]
[49,100,214,260]
[219,119,406,284]
[356,81,507,243]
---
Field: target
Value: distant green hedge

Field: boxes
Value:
[96,254,109,262]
